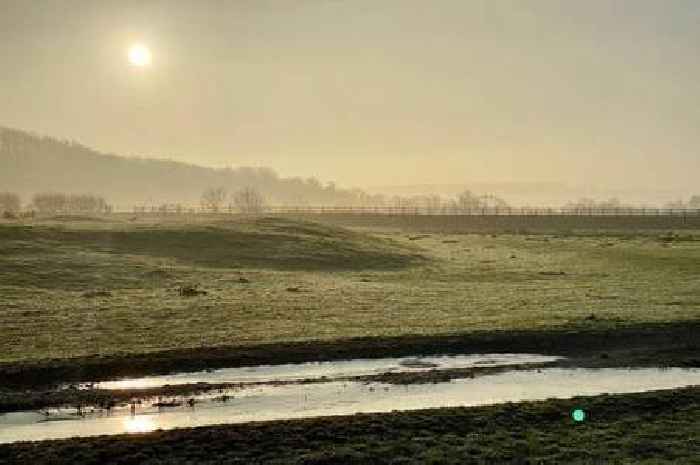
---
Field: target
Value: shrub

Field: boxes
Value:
[0,192,21,213]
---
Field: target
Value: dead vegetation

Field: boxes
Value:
[178,285,207,297]
[81,290,112,298]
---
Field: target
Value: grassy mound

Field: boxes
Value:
[0,217,423,290]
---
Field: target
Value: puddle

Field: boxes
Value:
[1,367,698,444]
[88,353,561,390]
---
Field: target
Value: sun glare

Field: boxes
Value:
[128,44,152,67]
[124,415,156,433]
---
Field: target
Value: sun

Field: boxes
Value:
[128,44,152,67]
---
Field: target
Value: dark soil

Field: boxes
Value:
[1,321,697,391]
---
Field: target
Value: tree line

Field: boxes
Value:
[200,186,265,214]
[563,196,700,211]
[195,187,508,213]
[4,189,700,217]
[0,192,111,216]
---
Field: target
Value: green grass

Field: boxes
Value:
[1,216,699,363]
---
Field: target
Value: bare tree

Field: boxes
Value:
[664,200,685,209]
[563,197,597,213]
[200,187,227,213]
[565,197,634,212]
[233,187,265,214]
[32,192,68,213]
[453,190,509,211]
[456,190,483,210]
[688,195,700,209]
[597,198,622,209]
[0,192,21,214]
[31,193,109,214]
[424,194,443,211]
[67,194,109,213]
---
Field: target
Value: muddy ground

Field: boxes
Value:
[0,321,697,413]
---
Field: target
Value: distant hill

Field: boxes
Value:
[0,127,367,208]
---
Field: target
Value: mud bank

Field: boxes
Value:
[2,321,697,389]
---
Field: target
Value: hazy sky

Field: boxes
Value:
[1,0,699,191]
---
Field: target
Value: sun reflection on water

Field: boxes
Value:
[124,415,157,433]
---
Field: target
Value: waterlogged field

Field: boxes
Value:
[0,215,699,364]
[1,215,699,463]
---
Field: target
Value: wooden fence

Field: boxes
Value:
[118,205,700,217]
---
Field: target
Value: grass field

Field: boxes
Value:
[1,214,698,463]
[1,215,699,366]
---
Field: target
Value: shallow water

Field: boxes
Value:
[90,353,561,390]
[2,367,698,444]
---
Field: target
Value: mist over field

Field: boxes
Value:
[1,127,697,210]
[2,0,700,206]
[0,127,372,207]
[1,2,700,464]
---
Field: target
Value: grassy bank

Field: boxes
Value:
[1,386,698,464]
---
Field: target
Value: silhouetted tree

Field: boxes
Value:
[233,187,265,214]
[200,187,227,212]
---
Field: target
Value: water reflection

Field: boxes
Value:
[92,353,561,390]
[124,415,156,434]
[2,367,699,444]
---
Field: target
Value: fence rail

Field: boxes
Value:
[115,205,700,217]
